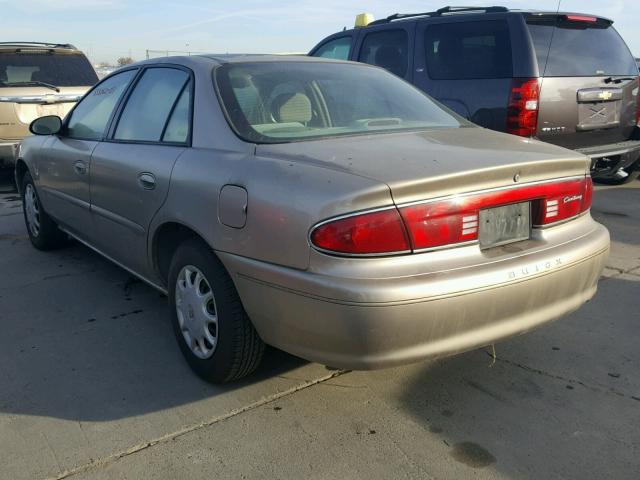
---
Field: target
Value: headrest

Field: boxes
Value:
[273,92,312,124]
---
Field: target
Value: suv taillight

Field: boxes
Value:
[507,78,540,137]
[310,177,593,256]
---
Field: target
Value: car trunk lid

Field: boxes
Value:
[257,127,589,205]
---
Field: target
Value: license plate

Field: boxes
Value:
[577,102,620,131]
[479,202,531,249]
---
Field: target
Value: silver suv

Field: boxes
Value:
[0,42,98,168]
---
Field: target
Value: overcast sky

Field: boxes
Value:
[1,0,638,64]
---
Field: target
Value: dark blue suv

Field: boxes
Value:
[310,6,640,184]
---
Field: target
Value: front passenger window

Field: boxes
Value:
[66,70,136,140]
[313,37,352,60]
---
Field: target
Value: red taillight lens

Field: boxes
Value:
[311,177,593,256]
[399,203,479,250]
[565,15,598,23]
[310,208,410,255]
[507,78,540,137]
[534,176,593,225]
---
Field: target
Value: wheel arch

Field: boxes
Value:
[152,221,214,285]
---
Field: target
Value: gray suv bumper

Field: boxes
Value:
[576,139,640,179]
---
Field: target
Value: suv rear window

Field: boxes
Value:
[0,51,98,87]
[527,19,638,77]
[424,20,513,80]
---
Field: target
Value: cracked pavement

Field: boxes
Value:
[1,171,638,480]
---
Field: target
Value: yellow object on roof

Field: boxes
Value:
[355,13,375,28]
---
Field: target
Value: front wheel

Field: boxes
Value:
[168,238,265,383]
[21,172,67,250]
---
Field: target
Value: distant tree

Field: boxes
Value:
[117,57,135,66]
[97,61,111,68]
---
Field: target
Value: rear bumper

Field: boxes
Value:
[0,141,19,168]
[576,139,640,178]
[219,215,609,370]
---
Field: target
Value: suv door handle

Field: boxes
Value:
[73,160,87,175]
[138,172,156,190]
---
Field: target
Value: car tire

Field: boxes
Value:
[21,172,68,250]
[168,238,265,383]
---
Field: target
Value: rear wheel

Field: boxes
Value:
[168,238,264,383]
[21,172,67,250]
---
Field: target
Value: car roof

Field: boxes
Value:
[0,42,78,52]
[137,54,353,67]
[337,7,612,33]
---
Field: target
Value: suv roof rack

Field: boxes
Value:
[0,42,77,50]
[368,6,509,25]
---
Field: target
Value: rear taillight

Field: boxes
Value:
[310,208,410,255]
[310,177,593,256]
[534,176,593,225]
[507,78,540,137]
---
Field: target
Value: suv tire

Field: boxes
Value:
[597,162,640,185]
[168,238,265,383]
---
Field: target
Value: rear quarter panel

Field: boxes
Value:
[151,147,393,272]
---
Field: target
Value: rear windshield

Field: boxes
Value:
[527,19,638,77]
[0,51,98,87]
[215,62,468,143]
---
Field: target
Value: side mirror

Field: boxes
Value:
[29,115,62,136]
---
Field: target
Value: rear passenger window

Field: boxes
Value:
[162,80,191,143]
[359,29,409,78]
[114,67,190,143]
[424,20,513,80]
[313,37,352,60]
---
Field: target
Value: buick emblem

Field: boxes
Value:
[513,173,520,182]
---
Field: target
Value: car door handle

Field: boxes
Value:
[137,172,156,190]
[73,160,87,175]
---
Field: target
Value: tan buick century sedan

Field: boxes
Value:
[16,56,609,383]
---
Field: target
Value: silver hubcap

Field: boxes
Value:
[24,184,41,237]
[175,265,218,359]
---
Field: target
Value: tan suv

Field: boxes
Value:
[0,42,98,168]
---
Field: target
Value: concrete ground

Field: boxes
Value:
[0,169,638,480]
